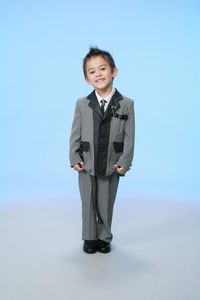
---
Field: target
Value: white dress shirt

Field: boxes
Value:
[95,88,115,112]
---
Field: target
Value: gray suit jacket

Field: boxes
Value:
[69,89,135,176]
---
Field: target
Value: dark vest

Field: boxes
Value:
[87,90,123,176]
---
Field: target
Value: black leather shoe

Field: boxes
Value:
[83,240,97,254]
[97,240,111,253]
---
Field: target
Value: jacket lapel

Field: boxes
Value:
[87,90,102,116]
[104,89,123,119]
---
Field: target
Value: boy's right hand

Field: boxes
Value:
[73,161,85,171]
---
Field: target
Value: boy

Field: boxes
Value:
[69,47,135,254]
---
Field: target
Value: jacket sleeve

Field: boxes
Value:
[69,100,82,167]
[116,100,135,170]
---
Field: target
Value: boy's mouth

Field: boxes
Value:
[95,78,105,83]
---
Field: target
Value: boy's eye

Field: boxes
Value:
[100,67,106,70]
[89,71,95,74]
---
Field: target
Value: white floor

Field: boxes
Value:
[0,196,200,300]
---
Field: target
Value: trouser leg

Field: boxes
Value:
[96,172,120,242]
[78,171,97,240]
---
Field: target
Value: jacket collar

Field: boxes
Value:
[87,89,123,117]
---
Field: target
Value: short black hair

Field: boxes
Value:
[83,47,116,78]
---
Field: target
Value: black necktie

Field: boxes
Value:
[100,99,107,115]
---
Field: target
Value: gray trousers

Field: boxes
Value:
[78,171,120,242]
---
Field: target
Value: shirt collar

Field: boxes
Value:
[95,87,115,105]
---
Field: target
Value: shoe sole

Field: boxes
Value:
[97,247,111,253]
[83,247,97,254]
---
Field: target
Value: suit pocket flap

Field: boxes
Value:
[80,141,90,152]
[113,142,124,153]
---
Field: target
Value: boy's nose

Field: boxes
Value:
[96,70,101,76]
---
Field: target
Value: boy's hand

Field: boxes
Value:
[73,161,85,171]
[114,164,127,175]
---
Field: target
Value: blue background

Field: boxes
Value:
[1,0,199,202]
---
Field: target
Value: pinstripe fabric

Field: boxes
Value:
[79,170,119,242]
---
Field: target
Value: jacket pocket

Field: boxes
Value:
[80,141,90,152]
[113,142,124,153]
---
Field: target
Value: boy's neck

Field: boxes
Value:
[95,86,113,98]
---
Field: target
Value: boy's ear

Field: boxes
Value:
[85,76,90,84]
[112,67,118,78]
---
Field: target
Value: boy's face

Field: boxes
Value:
[85,55,118,96]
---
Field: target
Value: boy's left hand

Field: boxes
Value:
[114,164,127,175]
